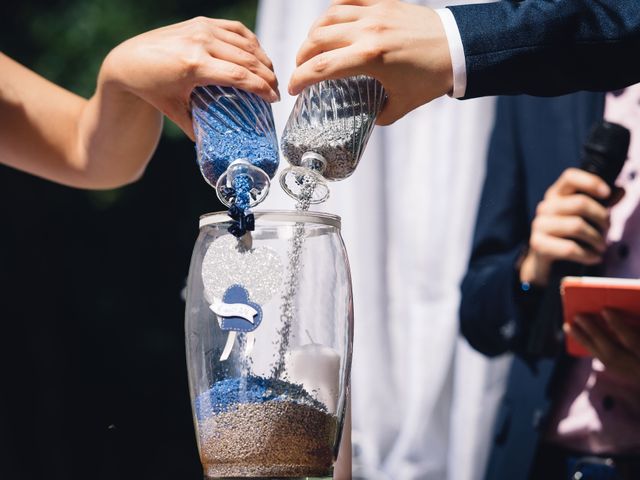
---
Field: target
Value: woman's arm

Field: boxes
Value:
[0,17,278,189]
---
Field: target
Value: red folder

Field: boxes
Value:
[561,276,640,357]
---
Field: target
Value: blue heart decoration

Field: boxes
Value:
[213,284,263,333]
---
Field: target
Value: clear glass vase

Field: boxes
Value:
[185,211,353,479]
[280,76,385,204]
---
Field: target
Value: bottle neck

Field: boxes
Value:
[301,151,327,174]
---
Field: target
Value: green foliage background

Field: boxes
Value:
[2,0,258,94]
[2,0,258,138]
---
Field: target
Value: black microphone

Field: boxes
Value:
[580,121,630,194]
[526,120,631,356]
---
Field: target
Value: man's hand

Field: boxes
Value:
[519,168,615,286]
[566,309,640,387]
[99,17,279,139]
[289,0,453,125]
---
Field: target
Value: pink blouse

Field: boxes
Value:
[544,84,640,454]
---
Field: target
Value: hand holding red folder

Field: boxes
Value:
[562,276,640,383]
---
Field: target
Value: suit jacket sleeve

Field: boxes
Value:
[460,96,532,357]
[448,0,640,99]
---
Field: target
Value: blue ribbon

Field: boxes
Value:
[228,204,255,237]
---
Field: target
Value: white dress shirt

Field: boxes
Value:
[436,8,468,98]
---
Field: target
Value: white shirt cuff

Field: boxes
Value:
[435,8,467,98]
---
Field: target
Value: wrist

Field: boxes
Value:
[97,48,153,110]
[513,249,545,329]
[519,250,552,287]
[98,48,126,92]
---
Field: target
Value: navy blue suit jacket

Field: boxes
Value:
[460,92,605,480]
[448,1,640,99]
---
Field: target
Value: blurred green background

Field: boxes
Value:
[0,1,257,478]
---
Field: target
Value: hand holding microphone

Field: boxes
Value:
[519,167,613,287]
[521,121,630,288]
[523,121,630,356]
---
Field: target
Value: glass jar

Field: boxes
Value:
[280,76,385,204]
[185,211,353,479]
[191,85,279,209]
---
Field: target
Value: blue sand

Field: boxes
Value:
[195,375,325,420]
[232,174,251,211]
[192,86,279,188]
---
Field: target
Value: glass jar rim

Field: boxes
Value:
[199,209,341,229]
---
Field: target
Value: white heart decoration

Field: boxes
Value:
[201,235,283,305]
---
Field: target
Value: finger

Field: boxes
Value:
[533,215,607,253]
[332,0,380,5]
[297,24,356,67]
[197,57,279,102]
[529,232,603,264]
[547,168,611,200]
[574,314,621,363]
[207,39,278,94]
[184,17,277,91]
[572,315,639,377]
[536,195,609,233]
[289,45,371,95]
[211,18,258,42]
[213,28,275,72]
[312,5,365,28]
[602,309,640,354]
[565,320,599,356]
